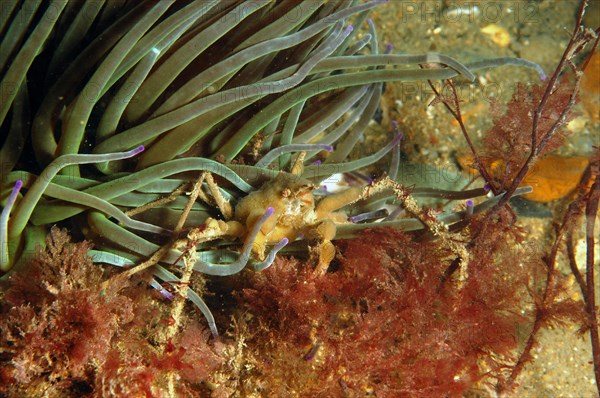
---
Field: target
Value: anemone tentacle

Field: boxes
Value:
[0,0,547,335]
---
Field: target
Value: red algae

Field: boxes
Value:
[0,228,225,397]
[237,218,583,397]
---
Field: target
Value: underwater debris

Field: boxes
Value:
[480,24,511,48]
[457,154,590,202]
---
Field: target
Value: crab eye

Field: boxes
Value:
[282,188,291,198]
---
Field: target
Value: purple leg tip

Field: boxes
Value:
[265,207,275,216]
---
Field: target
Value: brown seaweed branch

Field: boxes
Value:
[491,1,598,211]
[584,153,600,391]
[496,152,596,393]
[425,78,497,194]
[426,2,599,392]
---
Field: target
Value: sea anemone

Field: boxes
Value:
[1,0,544,335]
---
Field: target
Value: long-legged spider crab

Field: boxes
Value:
[0,0,546,338]
[194,152,376,274]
